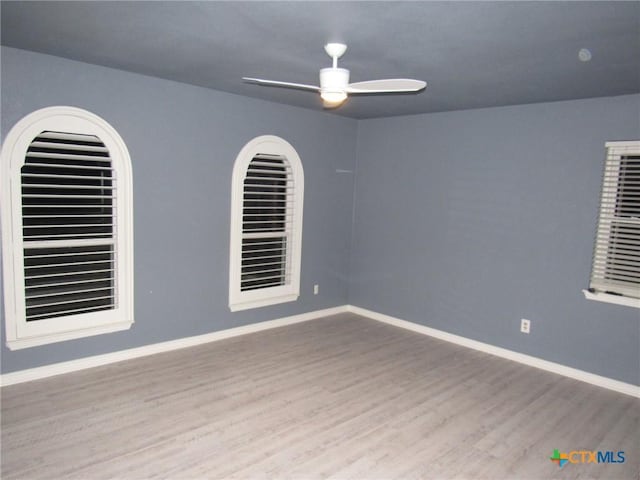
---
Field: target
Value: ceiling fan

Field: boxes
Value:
[242,43,427,108]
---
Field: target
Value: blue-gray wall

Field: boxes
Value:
[0,47,357,373]
[2,47,638,387]
[350,95,640,385]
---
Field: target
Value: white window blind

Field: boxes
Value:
[589,141,640,299]
[22,131,117,321]
[241,154,293,291]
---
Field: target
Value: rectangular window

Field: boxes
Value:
[586,141,640,306]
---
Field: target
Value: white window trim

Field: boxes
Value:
[584,140,640,309]
[582,289,640,308]
[229,135,304,312]
[1,106,134,349]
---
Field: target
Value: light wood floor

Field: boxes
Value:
[1,313,638,479]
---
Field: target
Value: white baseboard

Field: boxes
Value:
[3,303,638,398]
[0,305,348,387]
[347,305,640,398]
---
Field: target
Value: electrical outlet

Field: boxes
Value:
[521,318,531,334]
[313,284,319,295]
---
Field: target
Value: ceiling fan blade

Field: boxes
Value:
[242,77,320,92]
[346,79,427,94]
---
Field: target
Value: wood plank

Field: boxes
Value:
[1,313,638,479]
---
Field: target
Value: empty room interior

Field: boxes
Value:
[1,1,639,479]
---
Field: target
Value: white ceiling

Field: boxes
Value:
[1,1,639,119]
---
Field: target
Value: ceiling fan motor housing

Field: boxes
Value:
[320,67,350,95]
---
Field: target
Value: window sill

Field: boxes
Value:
[6,321,133,350]
[229,293,299,312]
[582,290,640,309]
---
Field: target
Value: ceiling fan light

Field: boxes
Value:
[320,90,347,104]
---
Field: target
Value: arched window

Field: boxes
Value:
[229,135,304,311]
[1,106,134,349]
